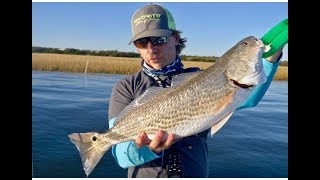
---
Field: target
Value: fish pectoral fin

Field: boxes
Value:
[213,91,235,115]
[210,112,234,137]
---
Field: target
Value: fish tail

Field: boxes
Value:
[68,132,112,177]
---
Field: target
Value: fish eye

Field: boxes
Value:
[92,136,97,141]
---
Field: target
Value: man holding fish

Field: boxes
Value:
[68,3,287,178]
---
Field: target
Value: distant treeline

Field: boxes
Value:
[32,46,140,58]
[32,46,287,66]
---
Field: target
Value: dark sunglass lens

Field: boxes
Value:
[134,38,148,48]
[151,37,167,45]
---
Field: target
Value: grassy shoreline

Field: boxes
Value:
[32,53,288,81]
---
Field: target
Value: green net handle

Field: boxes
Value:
[261,18,288,58]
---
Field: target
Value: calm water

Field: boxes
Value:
[32,71,288,178]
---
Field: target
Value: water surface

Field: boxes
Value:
[32,71,288,178]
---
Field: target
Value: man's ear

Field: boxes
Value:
[174,34,180,46]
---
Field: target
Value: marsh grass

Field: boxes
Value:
[32,53,288,80]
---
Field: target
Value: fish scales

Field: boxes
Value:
[109,77,230,139]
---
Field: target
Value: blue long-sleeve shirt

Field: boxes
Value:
[108,58,280,170]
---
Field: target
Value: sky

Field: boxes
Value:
[32,1,288,60]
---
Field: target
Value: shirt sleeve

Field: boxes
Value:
[236,58,281,110]
[108,80,163,168]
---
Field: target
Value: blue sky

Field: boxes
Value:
[32,1,288,60]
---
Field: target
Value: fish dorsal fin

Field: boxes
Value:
[171,71,202,87]
[114,85,175,126]
[210,112,234,137]
[114,71,202,126]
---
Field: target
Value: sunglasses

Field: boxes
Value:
[133,36,168,49]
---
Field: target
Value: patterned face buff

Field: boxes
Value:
[141,56,184,87]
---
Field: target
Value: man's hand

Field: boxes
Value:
[261,18,287,60]
[266,46,285,63]
[135,130,177,153]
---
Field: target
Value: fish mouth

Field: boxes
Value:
[231,79,253,88]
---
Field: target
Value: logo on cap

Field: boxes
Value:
[134,14,161,26]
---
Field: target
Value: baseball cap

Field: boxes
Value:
[128,3,176,44]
